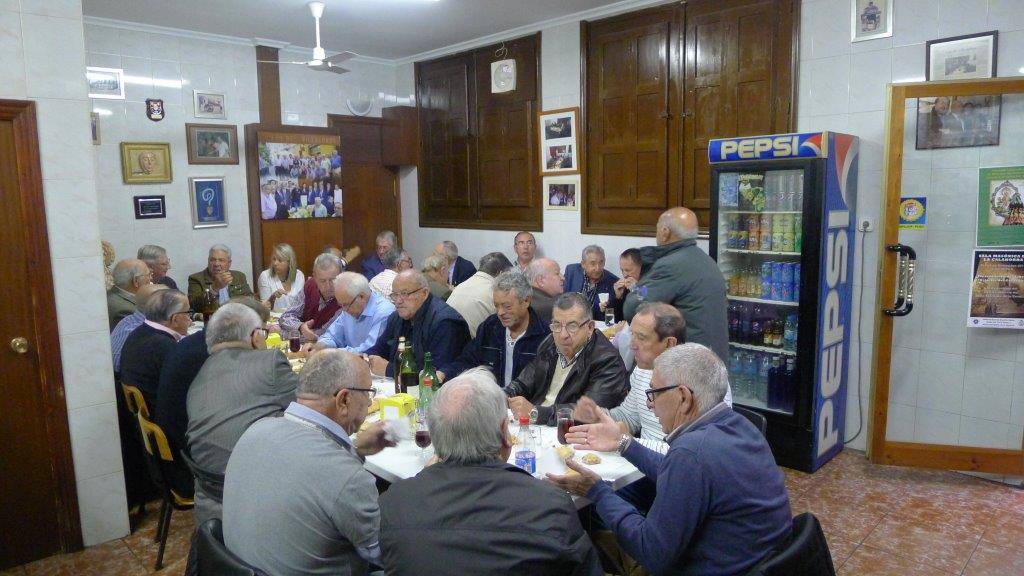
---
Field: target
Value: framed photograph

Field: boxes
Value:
[915,95,1000,150]
[189,176,228,229]
[544,175,580,211]
[193,90,226,119]
[90,112,100,145]
[133,195,165,219]
[851,0,892,42]
[926,31,998,81]
[538,107,580,174]
[86,66,124,100]
[120,142,172,184]
[257,138,343,219]
[186,123,239,165]
[977,166,1024,247]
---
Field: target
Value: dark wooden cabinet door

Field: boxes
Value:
[683,0,795,227]
[584,6,680,235]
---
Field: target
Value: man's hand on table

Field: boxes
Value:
[564,409,621,452]
[355,421,397,456]
[508,396,534,420]
[367,355,389,377]
[546,459,601,497]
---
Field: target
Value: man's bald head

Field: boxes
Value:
[656,207,700,245]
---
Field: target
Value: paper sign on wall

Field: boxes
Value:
[899,197,927,229]
[968,249,1024,329]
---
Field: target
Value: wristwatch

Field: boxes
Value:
[617,433,632,455]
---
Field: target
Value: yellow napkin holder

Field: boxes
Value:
[265,332,283,349]
[380,393,416,422]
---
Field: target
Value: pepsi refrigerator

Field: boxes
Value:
[707,131,858,472]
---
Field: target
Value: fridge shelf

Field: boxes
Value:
[719,210,802,215]
[732,395,794,416]
[727,295,799,306]
[723,249,801,257]
[729,342,796,356]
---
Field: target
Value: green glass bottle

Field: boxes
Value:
[398,338,417,395]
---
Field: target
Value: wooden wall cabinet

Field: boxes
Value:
[382,106,419,167]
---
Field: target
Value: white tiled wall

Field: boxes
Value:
[799,0,1024,471]
[0,0,129,546]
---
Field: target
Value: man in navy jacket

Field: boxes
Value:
[549,343,791,576]
[563,245,619,320]
[434,240,477,287]
[362,229,396,280]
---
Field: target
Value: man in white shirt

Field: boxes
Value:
[446,252,512,337]
[368,248,402,299]
[513,231,536,273]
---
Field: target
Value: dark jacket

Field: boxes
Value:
[623,239,729,361]
[361,253,385,280]
[365,292,471,377]
[446,308,548,387]
[156,329,209,456]
[563,263,620,320]
[380,461,603,576]
[504,331,628,425]
[186,269,253,312]
[451,255,477,286]
[531,287,556,324]
[120,322,178,409]
[155,276,179,290]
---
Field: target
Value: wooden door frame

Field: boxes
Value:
[870,77,1024,475]
[0,99,82,551]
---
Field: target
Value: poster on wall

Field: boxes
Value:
[258,139,343,219]
[968,249,1024,329]
[977,166,1024,246]
[190,177,227,229]
[899,197,927,230]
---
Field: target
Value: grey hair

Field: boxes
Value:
[205,303,262,349]
[313,252,343,273]
[428,368,507,465]
[659,214,699,241]
[421,253,448,273]
[112,259,148,289]
[381,248,401,269]
[581,244,605,260]
[137,244,167,266]
[140,289,187,322]
[492,271,531,301]
[335,271,371,298]
[523,258,556,286]
[653,343,728,413]
[298,349,362,397]
[376,230,397,245]
[439,240,459,263]
[553,292,591,318]
[478,252,512,276]
[209,244,232,258]
[635,301,686,342]
[396,269,429,290]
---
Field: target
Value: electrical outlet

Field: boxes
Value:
[859,218,874,232]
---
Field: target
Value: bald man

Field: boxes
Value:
[622,207,729,361]
[107,258,153,330]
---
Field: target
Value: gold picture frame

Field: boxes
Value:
[120,142,172,184]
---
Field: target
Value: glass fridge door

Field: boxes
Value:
[718,168,804,415]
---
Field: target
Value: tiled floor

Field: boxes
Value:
[3,449,1023,575]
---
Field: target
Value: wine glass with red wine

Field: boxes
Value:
[415,419,431,459]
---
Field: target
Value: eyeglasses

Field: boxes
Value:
[171,309,194,320]
[337,386,377,400]
[390,287,426,303]
[645,384,683,403]
[251,327,269,339]
[550,320,592,334]
[516,240,536,246]
[338,294,360,312]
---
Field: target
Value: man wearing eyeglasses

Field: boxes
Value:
[548,344,790,576]
[310,272,396,354]
[504,292,628,426]
[365,270,470,380]
[223,350,396,575]
[120,289,191,409]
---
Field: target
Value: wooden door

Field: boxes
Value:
[584,5,680,235]
[683,0,796,227]
[0,100,80,568]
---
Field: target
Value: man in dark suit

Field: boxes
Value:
[563,245,620,320]
[138,244,177,290]
[361,229,396,280]
[524,258,564,324]
[119,289,191,410]
[187,244,253,311]
[106,258,152,330]
[434,240,477,286]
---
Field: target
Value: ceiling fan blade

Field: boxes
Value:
[256,60,310,65]
[325,65,349,75]
[324,51,357,65]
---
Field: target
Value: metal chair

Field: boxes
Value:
[197,518,268,576]
[746,513,836,576]
[734,405,768,436]
[136,411,195,571]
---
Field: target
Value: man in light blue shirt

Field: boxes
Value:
[311,272,395,354]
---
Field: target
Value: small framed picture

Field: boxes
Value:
[186,123,239,164]
[193,90,226,119]
[926,31,998,81]
[915,95,1001,150]
[86,66,124,100]
[544,174,580,211]
[538,107,580,175]
[851,0,892,42]
[120,142,172,184]
[189,176,228,229]
[134,195,165,219]
[90,112,100,145]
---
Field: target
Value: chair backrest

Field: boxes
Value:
[198,518,267,576]
[734,405,768,436]
[137,412,175,462]
[747,513,836,576]
[121,382,150,419]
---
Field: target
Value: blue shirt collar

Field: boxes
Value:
[284,401,354,449]
[665,402,730,443]
[361,292,382,320]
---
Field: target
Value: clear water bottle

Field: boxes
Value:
[783,315,798,352]
[757,354,771,403]
[743,352,759,400]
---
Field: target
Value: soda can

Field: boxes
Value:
[759,213,772,231]
[772,261,785,283]
[792,263,801,301]
[761,262,773,297]
[736,231,748,249]
[747,231,760,252]
[759,228,773,252]
[781,262,795,285]
[771,280,783,301]
[726,231,736,249]
[780,280,793,302]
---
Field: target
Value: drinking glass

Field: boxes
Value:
[556,408,574,445]
[415,419,431,460]
[289,337,301,353]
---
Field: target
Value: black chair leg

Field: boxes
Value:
[154,502,173,571]
[154,498,169,543]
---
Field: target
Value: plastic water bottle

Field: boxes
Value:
[514,415,536,475]
[783,358,797,413]
[767,355,783,410]
[743,353,759,400]
[728,350,744,394]
[783,315,798,352]
[757,354,771,403]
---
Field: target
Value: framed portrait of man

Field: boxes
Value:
[851,0,892,43]
[120,142,172,184]
[186,123,239,165]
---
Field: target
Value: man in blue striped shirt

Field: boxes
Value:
[309,272,395,354]
[111,283,167,375]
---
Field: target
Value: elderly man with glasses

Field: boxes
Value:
[365,270,470,380]
[504,292,628,426]
[186,303,298,527]
[223,350,395,576]
[309,272,396,354]
[119,289,190,409]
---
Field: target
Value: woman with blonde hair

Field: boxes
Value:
[258,243,305,311]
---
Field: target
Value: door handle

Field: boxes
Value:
[10,337,28,354]
[883,244,916,317]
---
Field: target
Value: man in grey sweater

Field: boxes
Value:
[622,207,729,361]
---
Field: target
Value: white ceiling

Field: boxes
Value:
[82,0,633,61]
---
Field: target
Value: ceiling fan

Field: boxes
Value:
[257,1,356,75]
